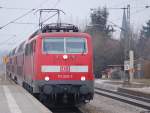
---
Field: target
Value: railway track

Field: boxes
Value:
[95,87,150,110]
[50,107,83,113]
[40,99,84,113]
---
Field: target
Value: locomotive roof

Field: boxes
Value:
[9,23,91,56]
[29,23,79,40]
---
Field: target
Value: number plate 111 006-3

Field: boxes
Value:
[57,75,73,79]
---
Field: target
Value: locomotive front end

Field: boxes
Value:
[33,24,94,105]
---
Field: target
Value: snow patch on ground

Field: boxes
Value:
[95,79,111,84]
[128,87,150,94]
[95,79,150,94]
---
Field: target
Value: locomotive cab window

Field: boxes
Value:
[43,37,87,54]
[66,38,86,53]
[43,38,64,53]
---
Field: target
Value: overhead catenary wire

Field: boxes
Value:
[111,0,135,8]
[10,3,146,30]
[0,37,26,50]
[0,0,61,11]
[90,8,126,32]
[0,0,51,48]
[0,34,17,36]
[107,5,150,10]
[0,0,51,30]
[1,1,148,49]
[0,9,36,30]
[36,0,50,9]
[0,35,17,45]
[52,0,61,8]
[41,12,59,24]
[0,1,62,29]
[37,0,62,27]
[109,5,150,24]
[131,6,150,16]
[11,22,38,25]
[0,6,36,10]
[0,0,63,50]
[10,13,58,25]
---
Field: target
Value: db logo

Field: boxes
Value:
[60,66,70,72]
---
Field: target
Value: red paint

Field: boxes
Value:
[7,32,94,82]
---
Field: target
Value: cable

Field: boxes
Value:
[11,22,38,25]
[0,4,148,12]
[131,8,149,16]
[36,0,50,8]
[117,6,150,22]
[107,7,127,10]
[90,9,126,31]
[112,0,135,8]
[0,6,35,10]
[108,20,126,31]
[0,0,59,11]
[0,37,25,50]
[0,34,16,36]
[53,0,61,8]
[0,0,63,49]
[38,0,62,26]
[107,6,148,10]
[0,0,51,30]
[0,9,35,30]
[41,12,58,24]
[10,12,59,26]
[0,0,52,49]
[0,35,16,45]
[106,5,150,27]
[18,0,62,35]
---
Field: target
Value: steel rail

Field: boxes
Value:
[95,87,150,103]
[95,87,150,110]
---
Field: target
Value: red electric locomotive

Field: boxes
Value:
[6,23,94,105]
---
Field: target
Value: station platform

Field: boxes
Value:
[95,79,150,98]
[0,74,52,113]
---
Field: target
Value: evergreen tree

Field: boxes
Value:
[141,20,150,39]
[85,7,117,78]
[90,7,113,36]
[138,20,150,60]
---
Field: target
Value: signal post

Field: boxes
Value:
[2,56,9,80]
[129,50,134,82]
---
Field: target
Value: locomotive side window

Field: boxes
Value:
[30,41,34,54]
[66,38,86,53]
[25,44,31,56]
[25,40,36,56]
[12,48,16,56]
[25,44,29,56]
[32,40,36,53]
[43,38,64,53]
[17,41,25,53]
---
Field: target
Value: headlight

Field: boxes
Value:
[45,76,49,81]
[81,76,86,81]
[63,55,68,59]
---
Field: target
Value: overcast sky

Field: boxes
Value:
[0,0,150,51]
